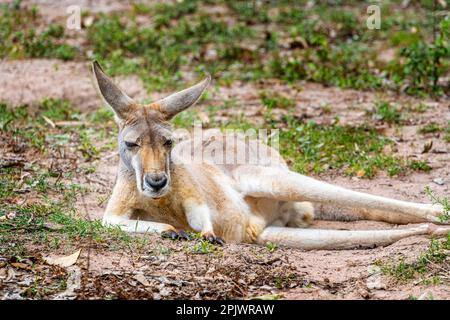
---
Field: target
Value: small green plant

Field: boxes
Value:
[409,160,432,173]
[377,235,450,283]
[392,18,450,95]
[379,257,416,281]
[260,91,295,110]
[0,3,76,60]
[418,123,441,134]
[192,239,215,254]
[444,122,450,142]
[425,187,450,222]
[265,242,278,253]
[409,103,428,113]
[374,101,401,124]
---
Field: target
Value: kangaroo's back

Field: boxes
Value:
[172,129,288,177]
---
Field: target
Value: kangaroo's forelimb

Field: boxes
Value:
[103,214,176,234]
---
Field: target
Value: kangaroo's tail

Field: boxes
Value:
[256,224,450,250]
[313,203,427,225]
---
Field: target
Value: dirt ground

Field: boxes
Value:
[0,0,449,300]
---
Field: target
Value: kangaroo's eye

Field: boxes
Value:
[125,141,138,149]
[164,139,173,148]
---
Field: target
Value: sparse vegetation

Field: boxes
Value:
[265,242,278,253]
[276,118,407,178]
[0,99,126,260]
[425,187,450,222]
[374,101,402,124]
[0,2,76,60]
[377,236,450,284]
[418,122,442,134]
[4,1,448,95]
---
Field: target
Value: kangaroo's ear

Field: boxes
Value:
[92,61,135,120]
[155,75,211,120]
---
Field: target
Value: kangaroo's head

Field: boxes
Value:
[92,61,210,199]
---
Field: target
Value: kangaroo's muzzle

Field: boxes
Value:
[144,172,168,191]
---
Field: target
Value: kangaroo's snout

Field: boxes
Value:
[144,172,168,191]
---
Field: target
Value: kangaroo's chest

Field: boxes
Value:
[132,197,189,230]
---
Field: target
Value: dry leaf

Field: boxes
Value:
[356,169,365,178]
[43,221,65,231]
[11,262,31,270]
[42,115,56,128]
[422,141,433,154]
[44,249,81,268]
[134,273,151,286]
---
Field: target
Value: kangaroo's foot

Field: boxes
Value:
[161,229,192,241]
[202,231,225,246]
[285,201,315,227]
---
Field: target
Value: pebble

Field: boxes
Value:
[433,178,445,185]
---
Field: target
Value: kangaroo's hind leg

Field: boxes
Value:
[233,166,446,224]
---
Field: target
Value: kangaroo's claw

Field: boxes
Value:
[203,233,225,246]
[161,230,191,241]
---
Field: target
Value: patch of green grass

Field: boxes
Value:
[0,102,28,130]
[0,168,21,198]
[2,99,116,156]
[89,108,115,123]
[88,7,254,90]
[226,1,270,24]
[409,160,432,173]
[0,100,133,257]
[260,91,295,110]
[172,109,200,129]
[418,123,442,134]
[265,242,278,253]
[191,239,217,254]
[389,18,450,96]
[279,118,406,178]
[425,187,450,222]
[267,42,383,90]
[0,174,132,257]
[379,257,416,281]
[78,128,100,160]
[151,0,199,28]
[444,122,450,143]
[0,2,76,60]
[377,235,450,283]
[408,103,428,113]
[39,98,75,121]
[374,101,402,124]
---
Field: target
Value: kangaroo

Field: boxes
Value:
[92,61,449,250]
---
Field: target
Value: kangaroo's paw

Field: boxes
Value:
[161,229,192,241]
[423,203,448,224]
[202,232,225,246]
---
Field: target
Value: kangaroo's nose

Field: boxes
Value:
[144,173,168,191]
